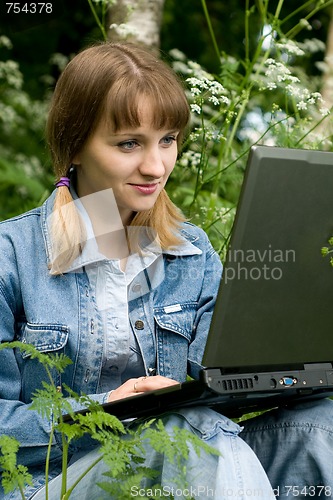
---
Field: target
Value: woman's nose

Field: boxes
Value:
[139,148,166,178]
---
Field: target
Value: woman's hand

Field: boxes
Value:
[107,375,180,403]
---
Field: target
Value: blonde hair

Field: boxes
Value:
[46,42,190,275]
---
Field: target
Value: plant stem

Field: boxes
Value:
[201,0,220,65]
[245,0,250,64]
[60,437,69,497]
[279,0,317,27]
[295,107,333,146]
[62,455,104,499]
[273,0,285,20]
[87,0,107,41]
[285,0,333,39]
[44,426,55,500]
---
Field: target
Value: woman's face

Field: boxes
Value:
[73,102,179,226]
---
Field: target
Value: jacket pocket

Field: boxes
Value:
[19,323,69,359]
[154,302,197,341]
[16,323,69,402]
[154,302,197,381]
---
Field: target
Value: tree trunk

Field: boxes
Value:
[321,8,333,134]
[107,0,165,51]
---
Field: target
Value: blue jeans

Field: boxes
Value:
[31,407,275,500]
[11,399,333,499]
[241,398,333,499]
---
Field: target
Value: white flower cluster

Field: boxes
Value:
[275,39,305,57]
[109,23,138,38]
[0,36,13,50]
[169,49,231,116]
[300,38,326,54]
[0,60,23,90]
[264,58,300,89]
[186,76,230,114]
[0,103,17,134]
[178,150,202,169]
[49,53,70,72]
[263,58,328,115]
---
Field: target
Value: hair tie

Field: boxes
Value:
[55,176,70,188]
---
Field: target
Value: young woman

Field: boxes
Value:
[0,42,331,500]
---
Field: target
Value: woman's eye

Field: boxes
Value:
[118,140,138,150]
[161,135,177,146]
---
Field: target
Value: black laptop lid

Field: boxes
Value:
[203,146,333,371]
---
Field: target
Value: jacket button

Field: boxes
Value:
[132,283,142,293]
[135,320,144,330]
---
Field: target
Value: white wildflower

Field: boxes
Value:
[311,92,323,101]
[266,82,277,90]
[276,39,305,57]
[285,84,301,98]
[320,107,330,117]
[109,23,136,38]
[169,48,187,61]
[187,60,212,80]
[0,60,23,89]
[301,38,325,54]
[189,87,201,97]
[289,75,301,83]
[296,101,308,111]
[220,95,230,105]
[190,104,201,114]
[208,95,220,106]
[209,81,225,95]
[188,60,202,72]
[186,77,201,87]
[0,36,12,49]
[189,130,201,141]
[49,53,69,71]
[172,61,191,75]
[186,77,209,90]
[276,40,305,56]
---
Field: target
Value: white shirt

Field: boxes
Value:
[68,189,162,392]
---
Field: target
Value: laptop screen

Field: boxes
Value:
[203,146,333,371]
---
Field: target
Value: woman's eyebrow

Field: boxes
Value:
[112,129,179,137]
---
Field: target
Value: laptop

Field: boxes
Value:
[65,145,333,422]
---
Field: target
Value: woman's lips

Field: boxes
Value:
[130,183,159,194]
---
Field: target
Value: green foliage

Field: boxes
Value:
[321,236,333,266]
[0,342,217,499]
[142,419,219,476]
[0,436,33,496]
[0,36,53,220]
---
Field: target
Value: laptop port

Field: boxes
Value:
[279,376,298,387]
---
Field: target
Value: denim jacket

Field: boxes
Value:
[0,190,222,477]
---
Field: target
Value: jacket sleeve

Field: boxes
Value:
[0,277,66,467]
[187,238,222,380]
[0,277,106,467]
